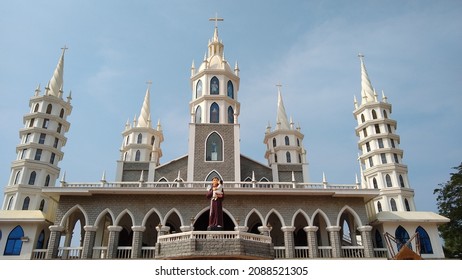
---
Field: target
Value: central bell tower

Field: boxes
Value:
[187,17,241,182]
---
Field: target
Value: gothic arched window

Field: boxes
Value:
[416,226,433,254]
[46,104,52,114]
[206,132,223,161]
[195,106,202,123]
[385,174,392,188]
[390,198,397,211]
[22,197,30,210]
[135,150,141,161]
[196,80,203,98]
[36,230,45,249]
[39,199,45,211]
[399,175,405,188]
[272,138,276,147]
[286,151,291,163]
[405,199,411,211]
[372,109,377,119]
[4,225,24,255]
[361,114,365,123]
[137,133,142,144]
[60,109,65,118]
[151,136,155,145]
[14,171,21,185]
[227,80,234,98]
[383,110,388,119]
[210,76,219,95]
[373,178,378,189]
[285,136,290,146]
[375,230,384,248]
[377,201,382,212]
[45,175,50,186]
[28,171,37,185]
[395,226,411,251]
[210,103,219,123]
[227,106,234,124]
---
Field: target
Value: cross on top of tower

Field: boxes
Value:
[209,13,224,28]
[61,45,68,55]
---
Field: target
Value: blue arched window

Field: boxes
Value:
[227,106,234,124]
[36,230,45,249]
[286,151,291,163]
[374,230,384,248]
[135,150,141,161]
[210,103,219,123]
[28,171,37,185]
[196,80,203,98]
[195,106,202,123]
[285,136,290,146]
[210,77,219,95]
[395,226,411,251]
[4,225,24,255]
[22,197,30,210]
[206,132,223,161]
[137,133,142,144]
[227,80,234,98]
[416,226,433,254]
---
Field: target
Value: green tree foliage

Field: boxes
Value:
[433,163,462,259]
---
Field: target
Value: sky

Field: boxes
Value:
[0,0,461,214]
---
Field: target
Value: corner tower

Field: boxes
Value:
[187,17,241,181]
[353,54,415,214]
[263,85,308,182]
[116,84,164,182]
[2,47,72,214]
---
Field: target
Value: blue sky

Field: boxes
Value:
[0,0,461,214]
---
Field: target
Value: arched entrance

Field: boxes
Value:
[194,210,234,231]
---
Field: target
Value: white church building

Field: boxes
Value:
[0,21,449,260]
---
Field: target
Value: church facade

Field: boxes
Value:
[0,22,449,260]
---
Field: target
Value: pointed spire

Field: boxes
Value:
[34,84,41,96]
[156,119,162,131]
[48,46,67,98]
[137,82,152,127]
[234,61,240,76]
[276,84,290,130]
[382,90,388,103]
[358,53,375,104]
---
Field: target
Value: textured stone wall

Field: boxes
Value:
[193,124,235,181]
[155,238,273,259]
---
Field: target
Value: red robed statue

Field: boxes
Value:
[206,177,224,230]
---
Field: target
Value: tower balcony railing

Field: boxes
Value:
[57,181,359,190]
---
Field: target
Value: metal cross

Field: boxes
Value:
[209,13,224,28]
[61,45,68,54]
